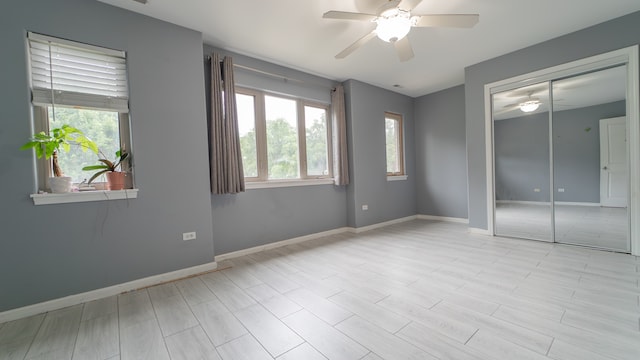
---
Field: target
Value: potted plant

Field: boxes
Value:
[82,149,130,190]
[21,124,98,193]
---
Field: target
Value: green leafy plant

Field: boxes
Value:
[20,124,98,177]
[82,149,130,184]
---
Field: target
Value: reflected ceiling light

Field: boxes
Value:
[375,9,414,42]
[519,99,541,112]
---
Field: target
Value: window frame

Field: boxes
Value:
[25,32,136,203]
[33,106,133,190]
[235,87,333,185]
[385,111,406,177]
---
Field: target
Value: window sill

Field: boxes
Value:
[245,179,334,190]
[30,189,139,205]
[387,175,408,181]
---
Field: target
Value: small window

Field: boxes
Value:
[385,112,405,176]
[27,32,133,191]
[236,88,332,183]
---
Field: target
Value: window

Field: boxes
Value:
[236,88,331,183]
[27,32,133,191]
[385,112,405,176]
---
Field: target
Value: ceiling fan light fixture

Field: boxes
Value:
[375,9,412,42]
[519,100,541,112]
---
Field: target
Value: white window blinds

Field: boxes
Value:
[28,32,129,112]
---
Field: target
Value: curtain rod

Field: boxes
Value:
[205,55,334,89]
[234,63,304,84]
[206,55,302,84]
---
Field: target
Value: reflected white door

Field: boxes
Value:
[600,117,627,207]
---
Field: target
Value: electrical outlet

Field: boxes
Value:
[558,188,565,192]
[182,232,196,241]
[362,205,368,211]
[534,188,541,193]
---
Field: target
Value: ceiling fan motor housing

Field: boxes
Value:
[375,9,412,42]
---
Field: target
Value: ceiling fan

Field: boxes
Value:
[323,0,479,61]
[498,91,543,115]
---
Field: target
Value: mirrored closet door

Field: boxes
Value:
[552,66,629,252]
[492,65,630,252]
[493,82,552,242]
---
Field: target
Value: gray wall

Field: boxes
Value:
[465,11,640,230]
[554,101,626,202]
[0,0,214,312]
[202,45,349,255]
[344,80,416,228]
[414,85,468,219]
[211,186,347,255]
[494,101,625,203]
[494,112,551,202]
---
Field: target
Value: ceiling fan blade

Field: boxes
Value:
[377,0,402,15]
[394,37,414,62]
[335,31,377,59]
[502,103,520,109]
[494,105,521,116]
[414,14,479,28]
[323,11,376,21]
[399,0,423,11]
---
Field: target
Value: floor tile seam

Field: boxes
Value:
[440,302,556,352]
[165,323,224,360]
[25,305,83,360]
[553,319,640,351]
[114,300,124,360]
[326,291,411,332]
[201,300,253,349]
[199,276,258,315]
[235,305,303,359]
[17,314,46,360]
[333,315,427,359]
[279,309,351,360]
[147,289,194,341]
[469,327,555,358]
[559,311,640,341]
[76,310,121,360]
[190,291,254,344]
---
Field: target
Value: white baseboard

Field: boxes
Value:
[468,227,492,235]
[0,261,218,324]
[0,214,456,324]
[497,200,602,207]
[348,215,418,233]
[417,214,469,224]
[496,200,550,205]
[216,216,421,261]
[215,227,351,262]
[554,201,601,207]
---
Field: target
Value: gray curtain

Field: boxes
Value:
[331,84,349,186]
[210,53,245,194]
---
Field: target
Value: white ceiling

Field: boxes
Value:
[97,0,640,97]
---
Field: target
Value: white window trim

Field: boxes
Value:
[236,87,333,184]
[387,175,408,181]
[385,112,406,177]
[30,189,139,205]
[25,33,135,201]
[245,179,334,190]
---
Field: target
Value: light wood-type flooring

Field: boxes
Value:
[1,220,639,360]
[496,203,629,252]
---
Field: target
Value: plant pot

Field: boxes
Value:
[49,176,72,193]
[106,172,126,190]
